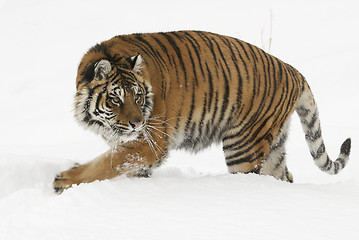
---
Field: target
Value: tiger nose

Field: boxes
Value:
[129,118,143,129]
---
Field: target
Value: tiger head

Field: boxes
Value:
[74,55,153,145]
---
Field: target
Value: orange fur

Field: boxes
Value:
[54,31,350,193]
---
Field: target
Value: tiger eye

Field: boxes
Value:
[111,97,121,105]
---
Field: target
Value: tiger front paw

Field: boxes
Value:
[53,163,83,194]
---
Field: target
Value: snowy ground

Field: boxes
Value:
[0,0,358,239]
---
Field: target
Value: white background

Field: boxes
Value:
[0,0,358,239]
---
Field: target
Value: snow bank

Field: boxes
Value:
[1,153,358,240]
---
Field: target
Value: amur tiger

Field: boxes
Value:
[54,31,351,193]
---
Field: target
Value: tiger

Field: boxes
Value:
[53,30,351,193]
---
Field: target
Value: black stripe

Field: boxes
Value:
[275,57,284,81]
[151,36,172,69]
[210,35,232,80]
[271,133,288,151]
[189,122,197,140]
[183,32,205,77]
[133,34,167,68]
[231,39,249,80]
[225,144,263,161]
[205,63,214,113]
[197,93,208,142]
[211,91,219,125]
[83,113,91,123]
[297,106,310,117]
[217,61,230,125]
[174,101,184,138]
[253,48,266,97]
[246,44,259,62]
[223,89,286,152]
[223,75,285,151]
[207,92,220,142]
[183,42,199,86]
[245,44,259,101]
[337,158,346,169]
[274,154,286,169]
[226,155,253,166]
[222,44,261,143]
[266,53,277,97]
[120,35,167,77]
[217,35,243,109]
[195,31,219,68]
[88,120,104,127]
[84,87,94,112]
[326,161,333,171]
[306,111,318,129]
[319,157,331,171]
[184,83,196,135]
[222,105,236,131]
[234,39,251,61]
[95,92,105,114]
[311,143,325,159]
[305,128,322,142]
[160,32,188,88]
[226,150,264,165]
[334,161,339,174]
[285,170,293,183]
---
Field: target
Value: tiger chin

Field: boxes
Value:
[53,31,351,194]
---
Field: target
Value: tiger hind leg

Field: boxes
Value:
[260,121,293,183]
[222,129,272,176]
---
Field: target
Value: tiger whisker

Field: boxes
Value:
[148,116,181,123]
[149,111,167,119]
[108,129,120,173]
[146,134,164,155]
[144,127,165,155]
[147,127,163,139]
[146,124,174,140]
[142,129,159,160]
[107,129,119,147]
[147,119,176,130]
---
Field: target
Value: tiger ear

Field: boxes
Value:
[94,59,111,80]
[130,55,143,74]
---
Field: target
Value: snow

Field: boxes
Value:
[0,0,358,239]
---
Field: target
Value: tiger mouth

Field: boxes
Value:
[101,125,142,144]
[110,125,143,135]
